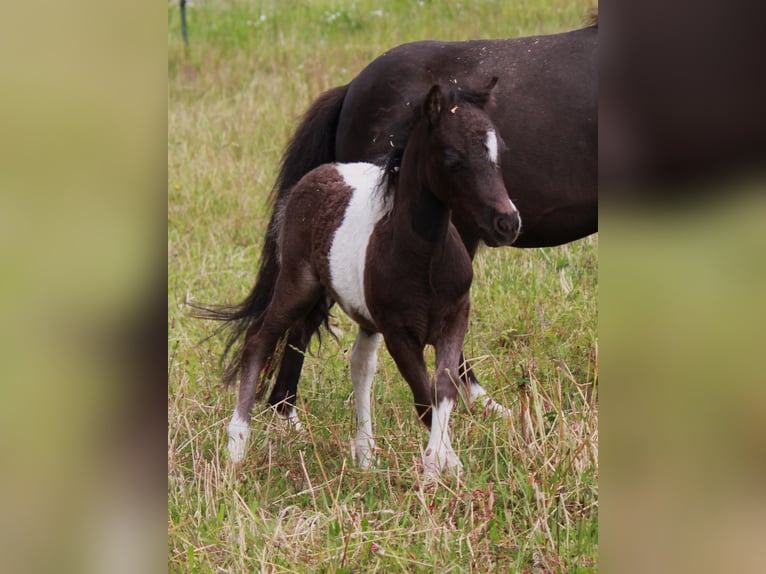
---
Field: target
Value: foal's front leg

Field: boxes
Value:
[424,308,471,478]
[385,331,462,481]
[350,329,383,468]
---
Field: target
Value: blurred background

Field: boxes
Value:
[600,1,766,572]
[0,0,763,572]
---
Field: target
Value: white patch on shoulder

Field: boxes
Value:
[485,129,499,165]
[329,162,390,323]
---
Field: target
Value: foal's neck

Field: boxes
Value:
[392,150,451,251]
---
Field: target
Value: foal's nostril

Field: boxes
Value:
[493,212,521,242]
[495,216,511,234]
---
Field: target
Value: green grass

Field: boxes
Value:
[169,1,597,571]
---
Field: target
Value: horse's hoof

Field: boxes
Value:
[481,397,513,419]
[281,407,303,431]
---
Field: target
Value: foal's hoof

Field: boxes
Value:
[281,407,303,431]
[421,450,463,484]
[227,417,251,465]
[353,437,376,469]
[480,396,514,419]
[422,464,441,485]
[227,436,247,465]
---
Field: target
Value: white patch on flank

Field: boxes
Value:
[485,128,499,165]
[329,162,391,323]
[227,411,251,465]
[423,399,462,480]
[350,330,383,468]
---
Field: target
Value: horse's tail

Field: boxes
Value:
[190,243,281,386]
[193,84,349,389]
[270,83,350,204]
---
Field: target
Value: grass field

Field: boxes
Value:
[168,1,598,571]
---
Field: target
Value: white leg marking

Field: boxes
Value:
[281,407,302,431]
[350,331,383,468]
[227,411,251,465]
[470,382,513,418]
[423,399,461,481]
[485,128,499,165]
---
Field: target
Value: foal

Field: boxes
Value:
[227,80,520,478]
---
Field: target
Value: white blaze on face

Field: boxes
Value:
[485,128,499,166]
[329,162,390,323]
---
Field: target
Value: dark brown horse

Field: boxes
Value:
[234,22,597,425]
[220,80,519,478]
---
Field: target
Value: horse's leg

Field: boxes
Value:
[459,354,513,418]
[350,329,383,469]
[424,306,471,479]
[385,328,461,481]
[266,328,306,429]
[383,335,432,425]
[228,268,322,465]
[266,298,331,429]
[453,230,514,418]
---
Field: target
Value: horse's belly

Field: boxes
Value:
[328,163,389,325]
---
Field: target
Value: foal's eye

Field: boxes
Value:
[444,148,464,171]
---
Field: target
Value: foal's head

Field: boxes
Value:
[411,78,520,246]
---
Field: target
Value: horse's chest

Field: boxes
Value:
[327,163,389,324]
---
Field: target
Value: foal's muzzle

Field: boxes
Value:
[484,209,521,246]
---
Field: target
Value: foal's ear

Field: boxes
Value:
[425,84,443,127]
[471,76,499,108]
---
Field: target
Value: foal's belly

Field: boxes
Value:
[327,162,389,326]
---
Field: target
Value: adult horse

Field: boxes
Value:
[213,19,597,425]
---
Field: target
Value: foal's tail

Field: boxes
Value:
[194,84,349,387]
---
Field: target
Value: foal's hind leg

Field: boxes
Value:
[350,329,383,469]
[228,269,323,465]
[265,329,306,429]
[266,298,331,429]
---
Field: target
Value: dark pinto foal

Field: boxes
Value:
[226,80,520,479]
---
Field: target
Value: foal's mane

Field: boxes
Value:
[376,82,497,199]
